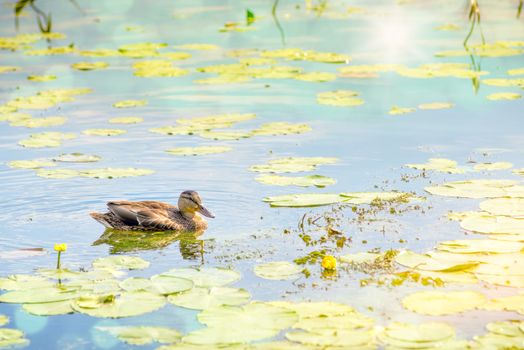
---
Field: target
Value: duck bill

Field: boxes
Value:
[197,205,215,218]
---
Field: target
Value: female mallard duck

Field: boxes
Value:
[90,190,214,232]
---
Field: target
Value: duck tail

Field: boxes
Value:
[90,212,114,228]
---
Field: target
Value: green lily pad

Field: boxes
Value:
[255,174,336,188]
[97,326,181,345]
[295,72,336,82]
[461,215,524,234]
[0,286,79,304]
[177,113,256,128]
[113,100,147,108]
[383,321,455,343]
[268,301,356,319]
[37,168,155,179]
[198,130,251,141]
[437,239,524,254]
[316,90,364,107]
[52,153,101,163]
[22,300,75,316]
[340,191,412,204]
[82,129,127,136]
[71,62,108,70]
[120,275,193,295]
[486,320,524,337]
[253,261,302,280]
[27,75,57,82]
[71,291,166,318]
[263,193,345,207]
[425,179,524,199]
[250,157,338,173]
[7,159,56,169]
[402,290,486,315]
[293,313,374,332]
[0,275,54,291]
[133,60,189,78]
[474,162,513,171]
[108,117,143,124]
[395,250,479,272]
[285,329,374,347]
[166,146,232,156]
[160,267,240,287]
[168,287,250,310]
[418,102,454,110]
[0,329,29,348]
[482,293,524,313]
[158,343,248,350]
[176,44,219,51]
[18,131,76,148]
[93,256,150,270]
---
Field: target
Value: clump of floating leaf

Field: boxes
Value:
[168,287,251,310]
[0,329,29,348]
[52,153,101,163]
[25,46,75,56]
[474,162,513,171]
[0,112,30,123]
[159,52,192,60]
[113,100,147,108]
[418,102,454,110]
[254,261,302,280]
[250,122,312,136]
[82,129,127,136]
[166,146,232,156]
[316,90,364,107]
[10,116,67,128]
[486,92,522,101]
[255,174,336,187]
[37,168,154,179]
[159,267,240,288]
[471,320,524,349]
[71,62,108,71]
[118,42,167,58]
[183,302,297,345]
[425,179,524,198]
[71,291,166,318]
[250,157,338,173]
[97,326,181,345]
[27,75,56,82]
[402,290,486,315]
[93,255,150,270]
[405,158,465,174]
[389,105,416,115]
[18,131,76,148]
[109,117,143,124]
[482,78,524,88]
[479,198,524,217]
[378,322,464,349]
[177,113,256,129]
[133,60,189,77]
[7,159,56,169]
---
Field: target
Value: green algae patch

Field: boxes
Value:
[166,146,232,156]
[82,128,127,136]
[97,326,181,345]
[108,117,143,124]
[168,287,250,310]
[405,158,465,174]
[18,132,76,148]
[316,90,364,107]
[255,174,336,187]
[71,62,108,71]
[402,290,486,315]
[486,92,522,101]
[113,100,147,108]
[253,261,302,280]
[160,267,240,288]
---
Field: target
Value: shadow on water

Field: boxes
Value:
[92,229,206,261]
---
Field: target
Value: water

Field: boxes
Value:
[1,0,524,348]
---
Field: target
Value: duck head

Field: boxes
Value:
[178,190,215,219]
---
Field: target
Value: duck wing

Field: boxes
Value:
[107,201,180,230]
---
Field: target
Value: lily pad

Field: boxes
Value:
[402,290,486,315]
[405,158,464,173]
[389,105,416,115]
[263,193,345,207]
[120,275,193,295]
[83,129,127,136]
[166,146,232,156]
[27,75,56,82]
[395,250,479,272]
[0,315,7,326]
[52,153,101,163]
[18,131,76,148]
[254,261,302,280]
[160,267,240,287]
[382,321,455,343]
[108,117,143,124]
[255,174,336,188]
[425,179,524,198]
[474,162,513,171]
[316,90,364,107]
[486,320,524,337]
[71,291,166,318]
[437,239,524,253]
[0,286,79,304]
[295,72,336,82]
[0,275,54,291]
[22,300,75,316]
[10,116,66,128]
[168,287,251,310]
[418,102,454,110]
[461,214,524,234]
[251,122,312,136]
[486,92,521,101]
[482,293,524,314]
[285,329,374,347]
[250,157,338,173]
[71,62,108,71]
[0,329,29,348]
[7,159,56,169]
[198,130,251,140]
[93,256,150,270]
[479,198,524,217]
[113,100,147,108]
[268,301,357,319]
[97,326,181,345]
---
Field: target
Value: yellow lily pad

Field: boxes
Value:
[425,179,524,198]
[402,290,486,315]
[160,267,240,288]
[22,300,74,316]
[251,122,312,136]
[389,105,416,115]
[198,130,251,140]
[263,193,345,207]
[474,162,513,171]
[36,168,154,179]
[0,329,28,348]
[27,75,56,82]
[508,67,524,76]
[436,239,524,254]
[285,329,374,347]
[0,66,20,73]
[97,326,181,345]
[482,293,524,314]
[133,60,189,77]
[480,198,524,217]
[250,157,338,173]
[461,214,524,234]
[295,72,336,82]
[176,43,219,50]
[113,100,147,108]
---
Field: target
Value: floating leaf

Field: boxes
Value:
[0,275,54,291]
[486,320,524,337]
[113,100,147,108]
[508,67,524,76]
[120,275,193,295]
[295,72,336,82]
[285,329,374,347]
[97,326,181,345]
[418,102,454,110]
[250,157,338,173]
[52,153,101,163]
[0,113,31,123]
[389,105,416,115]
[71,62,108,71]
[176,44,219,51]
[0,66,20,73]
[22,300,74,316]
[166,146,232,156]
[7,159,56,169]
[0,329,28,348]
[487,92,522,101]
[402,290,486,315]
[437,239,524,254]
[27,75,56,82]
[198,130,251,140]
[168,287,250,310]
[425,179,524,198]
[480,198,524,217]
[461,214,524,234]
[395,250,479,272]
[160,267,240,287]
[317,90,364,107]
[71,291,166,318]
[255,174,336,187]
[93,256,150,270]
[37,168,154,179]
[10,116,66,128]
[0,315,8,326]
[435,23,460,31]
[482,293,524,314]
[263,193,345,207]
[18,132,76,148]
[253,261,302,280]
[0,286,79,304]
[340,191,412,204]
[268,301,356,319]
[108,117,143,124]
[405,158,465,173]
[133,60,189,77]
[474,162,513,171]
[82,129,127,136]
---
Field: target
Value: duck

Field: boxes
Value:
[90,190,214,232]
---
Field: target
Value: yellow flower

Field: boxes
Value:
[321,255,337,270]
[54,243,67,252]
